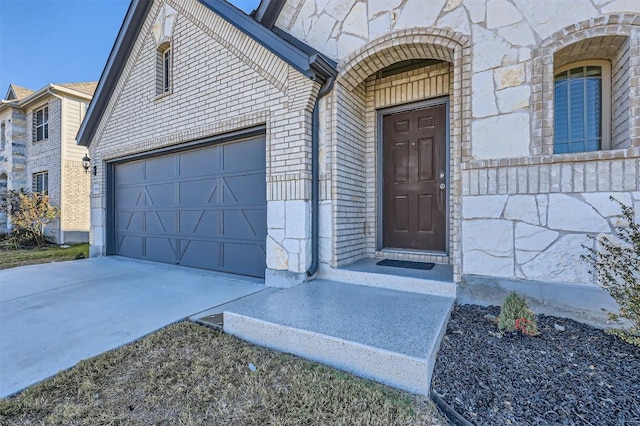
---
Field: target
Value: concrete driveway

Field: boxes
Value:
[0,256,265,398]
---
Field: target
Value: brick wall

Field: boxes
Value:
[26,98,61,242]
[89,0,319,276]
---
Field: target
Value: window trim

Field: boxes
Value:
[34,105,49,142]
[33,171,49,194]
[553,59,612,152]
[162,46,171,94]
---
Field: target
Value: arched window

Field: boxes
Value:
[553,61,611,154]
[156,42,172,95]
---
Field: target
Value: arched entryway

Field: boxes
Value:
[326,29,470,282]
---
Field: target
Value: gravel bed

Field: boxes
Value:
[431,304,640,426]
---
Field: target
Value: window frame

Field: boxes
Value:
[163,46,171,94]
[34,105,49,142]
[553,59,612,153]
[33,171,49,194]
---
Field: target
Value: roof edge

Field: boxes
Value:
[77,0,152,147]
[78,0,337,148]
[253,0,285,29]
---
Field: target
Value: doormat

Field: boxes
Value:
[376,259,435,270]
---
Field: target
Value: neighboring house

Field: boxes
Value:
[0,82,96,243]
[77,0,640,317]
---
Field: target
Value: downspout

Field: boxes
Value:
[307,76,334,277]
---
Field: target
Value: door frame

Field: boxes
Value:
[376,97,450,254]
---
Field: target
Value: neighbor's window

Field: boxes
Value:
[33,171,48,194]
[1,123,5,150]
[554,61,611,154]
[34,106,49,142]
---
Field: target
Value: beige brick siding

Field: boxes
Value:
[89,0,319,274]
[61,160,90,231]
[612,39,631,150]
[27,98,62,242]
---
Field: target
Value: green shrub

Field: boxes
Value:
[0,189,59,248]
[582,197,640,347]
[498,292,540,336]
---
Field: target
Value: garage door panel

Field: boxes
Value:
[242,209,268,238]
[114,136,266,278]
[179,240,221,270]
[223,210,264,239]
[145,211,176,234]
[116,161,145,184]
[179,147,220,178]
[117,211,144,233]
[146,155,176,181]
[191,210,220,238]
[179,179,217,206]
[145,237,176,263]
[117,235,144,258]
[116,187,144,208]
[222,138,265,172]
[224,243,266,277]
[146,183,177,207]
[223,174,266,204]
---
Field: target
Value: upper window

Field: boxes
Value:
[163,47,171,93]
[1,122,5,150]
[156,42,172,96]
[33,171,48,194]
[34,106,49,142]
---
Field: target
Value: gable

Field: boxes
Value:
[78,0,335,147]
[90,0,303,154]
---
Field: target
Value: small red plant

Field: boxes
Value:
[514,317,539,336]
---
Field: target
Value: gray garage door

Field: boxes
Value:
[113,137,267,278]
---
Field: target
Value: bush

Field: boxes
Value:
[498,292,540,336]
[0,190,59,248]
[582,197,640,347]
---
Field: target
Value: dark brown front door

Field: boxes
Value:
[383,104,447,251]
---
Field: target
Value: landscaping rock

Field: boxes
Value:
[432,304,640,426]
[554,323,565,332]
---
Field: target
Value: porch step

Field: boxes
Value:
[319,258,456,297]
[223,280,454,394]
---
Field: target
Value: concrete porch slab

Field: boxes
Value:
[319,258,456,297]
[223,279,454,394]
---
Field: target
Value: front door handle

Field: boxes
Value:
[439,183,446,190]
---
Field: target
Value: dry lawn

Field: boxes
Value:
[0,322,448,425]
[0,243,89,270]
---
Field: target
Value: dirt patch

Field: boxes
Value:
[1,322,448,425]
[432,304,640,425]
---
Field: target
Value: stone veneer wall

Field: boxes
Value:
[88,0,320,281]
[279,0,640,286]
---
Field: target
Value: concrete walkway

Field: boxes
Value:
[0,257,264,398]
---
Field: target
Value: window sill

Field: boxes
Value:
[464,146,640,170]
[34,138,49,143]
[154,91,173,102]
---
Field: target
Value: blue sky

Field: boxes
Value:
[0,0,261,96]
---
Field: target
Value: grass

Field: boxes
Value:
[0,322,448,426]
[0,243,89,270]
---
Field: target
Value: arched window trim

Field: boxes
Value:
[553,59,612,153]
[156,41,172,97]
